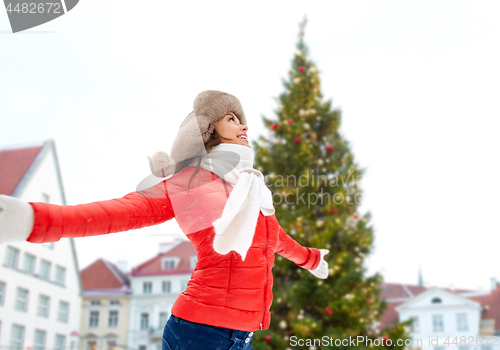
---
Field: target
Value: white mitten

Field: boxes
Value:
[0,195,35,244]
[309,249,329,279]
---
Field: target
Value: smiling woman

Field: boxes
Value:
[214,112,251,148]
[0,90,329,350]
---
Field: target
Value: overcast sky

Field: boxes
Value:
[1,1,499,291]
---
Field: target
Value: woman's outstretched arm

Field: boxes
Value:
[276,225,329,279]
[0,180,174,244]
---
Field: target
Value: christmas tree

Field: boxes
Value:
[251,17,411,350]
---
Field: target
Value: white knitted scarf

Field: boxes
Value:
[188,143,275,260]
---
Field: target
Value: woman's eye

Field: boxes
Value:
[229,116,234,121]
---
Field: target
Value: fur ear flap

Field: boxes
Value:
[148,151,176,178]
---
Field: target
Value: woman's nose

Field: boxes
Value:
[241,125,248,132]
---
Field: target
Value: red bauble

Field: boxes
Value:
[298,66,306,73]
[326,144,334,152]
[325,307,333,315]
[294,137,301,144]
[287,118,294,124]
[353,214,359,220]
[382,336,389,345]
[271,123,278,130]
[331,208,338,214]
[367,298,372,304]
[265,335,271,343]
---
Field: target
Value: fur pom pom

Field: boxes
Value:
[149,151,176,178]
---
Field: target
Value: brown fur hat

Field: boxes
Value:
[149,90,247,178]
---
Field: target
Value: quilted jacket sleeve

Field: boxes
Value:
[26,180,174,244]
[276,225,321,270]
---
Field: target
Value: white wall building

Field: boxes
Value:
[380,279,500,350]
[0,140,82,350]
[127,240,196,350]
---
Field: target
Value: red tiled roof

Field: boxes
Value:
[380,283,428,300]
[0,145,43,195]
[81,258,130,290]
[469,286,500,330]
[132,241,196,277]
[379,301,405,329]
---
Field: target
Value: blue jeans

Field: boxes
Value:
[162,314,254,350]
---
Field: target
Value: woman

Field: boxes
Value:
[0,90,329,350]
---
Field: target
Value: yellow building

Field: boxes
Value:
[78,259,131,350]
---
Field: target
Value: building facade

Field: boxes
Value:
[127,240,197,350]
[0,141,82,350]
[79,259,131,350]
[380,280,500,350]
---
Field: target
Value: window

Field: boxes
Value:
[431,297,442,304]
[106,340,117,350]
[190,256,198,269]
[110,300,120,305]
[457,313,468,331]
[43,242,55,249]
[55,266,66,285]
[432,314,444,332]
[108,310,119,328]
[85,340,97,350]
[459,347,470,350]
[481,346,493,350]
[162,281,171,293]
[159,312,169,328]
[55,334,66,350]
[41,193,50,203]
[58,301,69,323]
[34,330,46,350]
[39,260,51,280]
[5,246,19,268]
[161,257,179,270]
[409,316,420,332]
[138,345,146,350]
[0,281,5,306]
[90,300,101,306]
[15,288,29,312]
[37,295,50,318]
[23,254,36,274]
[181,280,189,291]
[143,282,152,294]
[140,313,149,330]
[10,324,24,350]
[88,310,99,328]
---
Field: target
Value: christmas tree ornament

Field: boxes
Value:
[271,123,278,130]
[279,320,287,329]
[293,77,301,84]
[298,66,306,73]
[331,208,338,214]
[265,335,271,343]
[317,159,324,166]
[287,118,294,124]
[294,137,301,144]
[353,214,359,219]
[303,122,310,130]
[316,220,324,228]
[325,307,332,315]
[326,144,334,152]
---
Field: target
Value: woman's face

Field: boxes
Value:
[214,112,250,148]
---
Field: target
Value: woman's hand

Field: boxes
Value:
[0,195,34,244]
[309,249,329,279]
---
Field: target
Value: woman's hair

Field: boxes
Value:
[174,128,232,191]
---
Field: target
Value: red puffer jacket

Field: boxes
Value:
[27,166,321,331]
